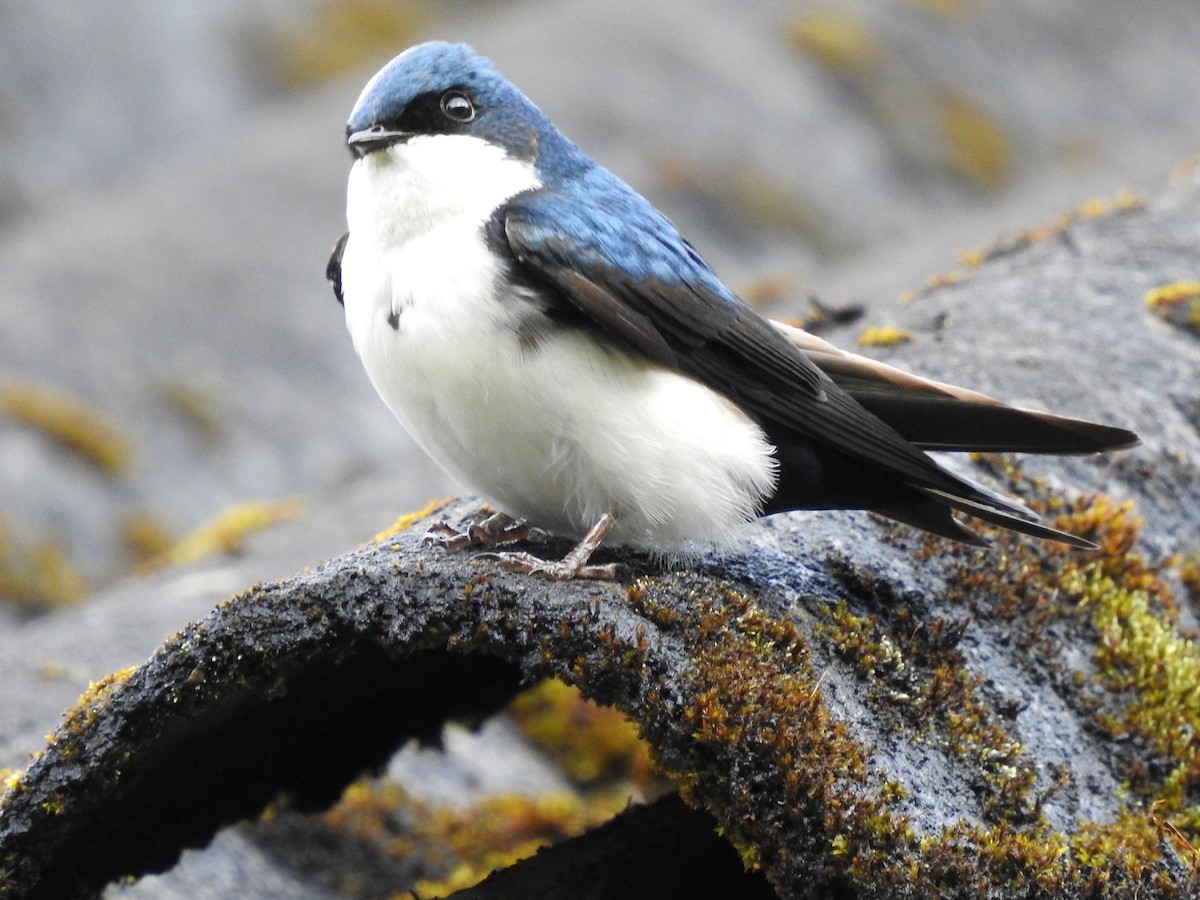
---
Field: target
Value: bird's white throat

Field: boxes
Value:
[346,133,541,249]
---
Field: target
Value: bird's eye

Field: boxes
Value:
[440,91,476,123]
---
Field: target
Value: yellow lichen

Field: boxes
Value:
[159,382,224,437]
[62,666,139,735]
[151,499,305,569]
[927,271,964,290]
[1017,189,1145,245]
[510,679,661,794]
[266,0,431,87]
[788,10,881,77]
[370,497,455,543]
[1,769,20,795]
[0,383,132,475]
[938,473,1200,881]
[936,90,1012,190]
[857,326,915,347]
[1080,188,1145,218]
[1146,281,1200,312]
[955,248,988,268]
[320,778,629,899]
[121,514,176,565]
[0,516,88,609]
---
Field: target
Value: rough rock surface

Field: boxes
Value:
[3,171,1200,894]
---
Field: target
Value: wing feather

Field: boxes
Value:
[501,189,1035,520]
[498,181,1138,548]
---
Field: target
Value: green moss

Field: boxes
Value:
[931,461,1200,886]
[623,582,918,887]
[61,667,139,737]
[815,596,1037,823]
[605,469,1199,894]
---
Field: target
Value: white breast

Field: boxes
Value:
[340,134,778,550]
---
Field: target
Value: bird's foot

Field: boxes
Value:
[422,512,539,552]
[476,550,621,581]
[475,513,618,581]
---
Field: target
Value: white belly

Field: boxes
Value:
[340,137,777,550]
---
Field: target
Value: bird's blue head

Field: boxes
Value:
[346,41,586,181]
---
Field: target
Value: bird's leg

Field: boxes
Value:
[422,511,536,552]
[478,513,619,581]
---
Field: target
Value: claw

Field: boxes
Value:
[421,521,472,552]
[422,512,532,552]
[475,550,621,581]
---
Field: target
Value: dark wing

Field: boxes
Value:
[775,323,1139,454]
[501,184,1082,542]
[327,232,349,306]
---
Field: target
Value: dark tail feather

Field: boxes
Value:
[927,487,1097,549]
[872,497,991,546]
[775,320,1139,455]
[768,322,1134,548]
[849,392,1139,455]
[874,489,1097,549]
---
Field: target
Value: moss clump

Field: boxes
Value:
[936,89,1012,190]
[510,679,662,794]
[612,475,1199,894]
[933,463,1200,889]
[856,325,915,348]
[317,777,632,899]
[622,581,919,893]
[147,499,305,569]
[816,598,1036,823]
[58,667,139,741]
[0,515,88,609]
[121,515,176,566]
[788,11,881,77]
[1146,280,1200,334]
[370,497,454,544]
[0,383,132,475]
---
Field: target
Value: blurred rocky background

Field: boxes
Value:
[1,1,1199,896]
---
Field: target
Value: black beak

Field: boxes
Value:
[346,124,412,158]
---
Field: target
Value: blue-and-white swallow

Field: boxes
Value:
[328,41,1138,579]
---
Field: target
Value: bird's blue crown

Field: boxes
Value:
[350,41,597,182]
